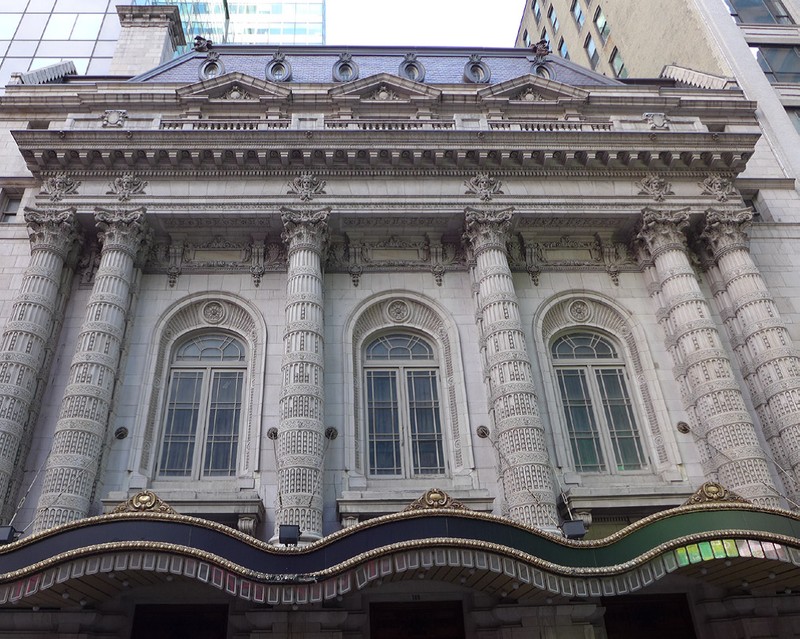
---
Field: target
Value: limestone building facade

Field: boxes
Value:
[0,7,800,639]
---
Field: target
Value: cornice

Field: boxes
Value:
[12,129,759,176]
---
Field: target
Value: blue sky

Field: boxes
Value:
[325,0,523,47]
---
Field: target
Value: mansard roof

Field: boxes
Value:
[133,45,622,88]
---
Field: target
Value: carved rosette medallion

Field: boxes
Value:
[637,174,673,201]
[386,299,411,323]
[202,301,226,324]
[701,208,752,258]
[568,299,592,323]
[464,173,503,201]
[112,490,178,514]
[404,488,466,511]
[41,173,80,202]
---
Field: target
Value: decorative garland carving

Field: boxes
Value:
[41,173,80,202]
[404,488,467,511]
[107,174,148,201]
[112,490,178,514]
[700,175,737,202]
[464,173,503,201]
[287,173,327,201]
[637,174,673,201]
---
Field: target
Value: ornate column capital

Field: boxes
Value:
[95,207,151,260]
[280,207,330,252]
[463,207,514,254]
[24,207,82,257]
[701,207,752,258]
[636,207,690,259]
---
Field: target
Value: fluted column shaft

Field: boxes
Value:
[464,208,558,529]
[702,208,800,503]
[638,208,778,506]
[34,208,149,531]
[0,209,81,520]
[276,207,328,541]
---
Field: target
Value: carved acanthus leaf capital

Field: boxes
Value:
[636,207,690,257]
[701,207,752,257]
[281,206,330,250]
[24,207,82,254]
[463,207,514,252]
[95,207,152,259]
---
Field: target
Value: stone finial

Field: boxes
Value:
[193,35,213,51]
[112,490,178,514]
[531,38,551,60]
[404,488,467,511]
[682,482,749,506]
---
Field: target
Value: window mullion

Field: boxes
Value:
[194,366,212,480]
[586,364,615,473]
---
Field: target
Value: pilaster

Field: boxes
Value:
[637,207,779,506]
[33,208,150,531]
[275,207,329,542]
[463,206,558,529]
[702,207,800,504]
[0,208,81,522]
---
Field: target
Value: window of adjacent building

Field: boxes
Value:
[523,28,532,47]
[541,27,551,48]
[559,37,570,59]
[571,0,586,27]
[787,107,800,133]
[722,0,793,24]
[594,6,610,41]
[1,191,21,223]
[157,334,246,479]
[610,47,628,78]
[364,333,445,477]
[756,45,800,82]
[584,34,599,68]
[532,0,542,22]
[548,5,560,31]
[551,332,646,473]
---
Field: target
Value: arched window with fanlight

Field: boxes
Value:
[157,333,246,479]
[363,333,445,477]
[551,331,646,473]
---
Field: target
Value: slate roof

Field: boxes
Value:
[134,45,622,87]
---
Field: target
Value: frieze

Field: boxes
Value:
[40,173,81,202]
[700,175,738,202]
[107,174,148,201]
[464,173,503,201]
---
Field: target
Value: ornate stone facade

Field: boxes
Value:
[0,33,799,638]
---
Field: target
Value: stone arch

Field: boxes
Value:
[132,292,266,480]
[535,292,674,474]
[342,292,474,484]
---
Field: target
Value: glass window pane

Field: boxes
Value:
[71,14,103,40]
[15,13,49,39]
[43,14,76,40]
[407,370,444,475]
[595,368,645,470]
[366,334,434,361]
[557,369,605,471]
[0,15,21,39]
[159,371,203,477]
[203,371,243,476]
[176,335,245,361]
[366,370,401,475]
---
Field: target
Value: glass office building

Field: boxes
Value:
[0,0,325,88]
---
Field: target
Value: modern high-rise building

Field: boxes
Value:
[0,0,325,88]
[515,0,800,202]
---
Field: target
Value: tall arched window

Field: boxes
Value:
[157,333,246,478]
[551,331,646,473]
[364,333,445,477]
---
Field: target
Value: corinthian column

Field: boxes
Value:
[34,208,150,531]
[637,208,779,506]
[463,207,558,529]
[0,209,81,521]
[275,207,328,542]
[702,207,800,503]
